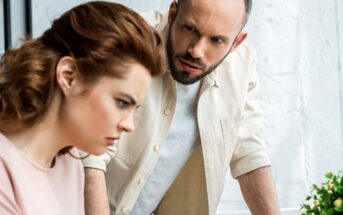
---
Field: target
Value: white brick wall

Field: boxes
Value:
[1,0,342,214]
[233,0,343,214]
[30,0,172,37]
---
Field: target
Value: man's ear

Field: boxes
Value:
[168,0,178,24]
[56,56,78,95]
[229,32,248,53]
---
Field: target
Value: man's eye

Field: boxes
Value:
[116,99,130,109]
[211,37,224,45]
[183,25,197,33]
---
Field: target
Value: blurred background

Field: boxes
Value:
[1,0,342,214]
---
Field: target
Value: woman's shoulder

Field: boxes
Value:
[0,133,17,167]
[0,134,21,214]
[0,163,20,214]
[0,132,12,152]
[0,133,34,171]
[0,132,21,186]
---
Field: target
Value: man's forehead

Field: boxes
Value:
[178,0,245,23]
[177,0,246,37]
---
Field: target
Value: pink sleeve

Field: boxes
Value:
[0,160,22,215]
[0,189,22,214]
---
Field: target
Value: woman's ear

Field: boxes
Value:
[56,56,78,96]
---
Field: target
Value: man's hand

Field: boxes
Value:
[237,166,280,215]
[84,168,110,215]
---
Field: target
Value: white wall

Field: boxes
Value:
[31,0,172,37]
[218,1,343,214]
[1,0,342,214]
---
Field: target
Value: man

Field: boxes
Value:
[83,0,281,214]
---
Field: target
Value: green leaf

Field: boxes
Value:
[304,205,311,210]
[334,205,343,212]
[320,211,328,215]
[327,208,335,215]
[326,172,333,179]
[334,185,343,194]
[302,170,343,214]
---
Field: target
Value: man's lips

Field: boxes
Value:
[178,58,203,73]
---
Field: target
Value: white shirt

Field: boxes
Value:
[131,82,201,214]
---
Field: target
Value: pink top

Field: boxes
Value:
[0,133,85,215]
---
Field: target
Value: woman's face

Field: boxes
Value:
[59,62,151,155]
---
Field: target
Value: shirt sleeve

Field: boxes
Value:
[80,146,117,172]
[229,47,271,178]
[0,189,22,215]
[0,160,22,215]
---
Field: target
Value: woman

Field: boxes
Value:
[0,1,164,214]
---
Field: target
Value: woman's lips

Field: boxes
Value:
[106,137,119,146]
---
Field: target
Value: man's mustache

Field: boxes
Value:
[176,53,206,69]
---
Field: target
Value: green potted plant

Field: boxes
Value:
[301,170,343,215]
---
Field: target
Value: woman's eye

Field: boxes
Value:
[116,99,130,109]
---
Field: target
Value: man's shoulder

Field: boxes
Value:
[215,41,257,81]
[236,41,257,57]
[224,41,257,64]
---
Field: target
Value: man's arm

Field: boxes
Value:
[84,168,110,215]
[80,147,117,215]
[237,166,280,215]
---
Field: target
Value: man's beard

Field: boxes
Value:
[166,28,229,85]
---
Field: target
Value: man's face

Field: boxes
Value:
[167,0,247,85]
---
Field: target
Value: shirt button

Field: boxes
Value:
[138,179,144,185]
[154,145,160,152]
[121,207,130,213]
[164,108,171,116]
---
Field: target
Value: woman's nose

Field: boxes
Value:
[118,113,135,133]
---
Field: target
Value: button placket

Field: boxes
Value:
[138,178,144,185]
[121,207,130,214]
[164,108,171,116]
[154,145,160,152]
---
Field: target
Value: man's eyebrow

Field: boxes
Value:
[182,20,232,42]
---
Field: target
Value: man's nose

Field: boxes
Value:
[187,37,206,58]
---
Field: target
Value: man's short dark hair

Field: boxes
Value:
[243,0,252,26]
[177,0,252,27]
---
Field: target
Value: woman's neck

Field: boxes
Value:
[5,122,67,168]
[5,93,69,168]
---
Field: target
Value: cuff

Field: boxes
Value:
[80,146,117,172]
[230,149,271,178]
